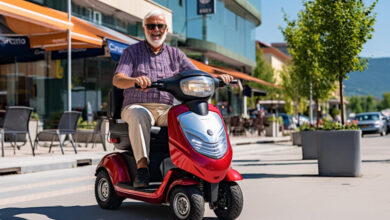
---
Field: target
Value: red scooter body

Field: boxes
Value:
[95,70,244,219]
[96,103,241,204]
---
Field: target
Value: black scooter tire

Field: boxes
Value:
[169,186,204,220]
[214,182,243,220]
[95,169,124,209]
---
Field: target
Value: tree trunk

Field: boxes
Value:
[315,98,320,127]
[339,76,345,124]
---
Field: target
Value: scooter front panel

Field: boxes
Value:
[168,104,233,183]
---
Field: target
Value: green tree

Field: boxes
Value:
[380,92,390,109]
[280,63,307,116]
[347,96,363,114]
[249,46,277,101]
[282,1,336,126]
[364,96,377,112]
[313,0,378,124]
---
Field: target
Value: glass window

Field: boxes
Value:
[186,0,256,62]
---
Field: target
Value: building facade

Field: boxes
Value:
[0,0,173,121]
[0,0,262,122]
[154,0,262,116]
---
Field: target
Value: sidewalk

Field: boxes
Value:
[0,135,291,175]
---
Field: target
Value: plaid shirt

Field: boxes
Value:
[115,41,197,109]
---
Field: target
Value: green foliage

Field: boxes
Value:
[347,95,380,113]
[283,0,378,124]
[30,112,39,120]
[299,119,359,131]
[380,92,390,109]
[280,64,308,115]
[347,96,363,113]
[267,116,283,125]
[77,118,97,130]
[249,47,278,100]
[331,108,340,118]
[298,123,316,131]
[321,119,360,130]
[282,1,336,125]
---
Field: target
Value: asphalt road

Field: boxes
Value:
[0,134,389,220]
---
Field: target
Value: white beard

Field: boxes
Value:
[145,31,167,48]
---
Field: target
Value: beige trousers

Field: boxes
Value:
[121,103,171,163]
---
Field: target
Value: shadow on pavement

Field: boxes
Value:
[0,201,172,220]
[236,161,317,167]
[362,159,390,163]
[241,173,317,179]
[232,159,261,163]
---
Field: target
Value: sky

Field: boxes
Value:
[255,0,389,58]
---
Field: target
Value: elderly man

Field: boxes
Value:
[113,10,233,188]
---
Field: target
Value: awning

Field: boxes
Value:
[0,0,102,50]
[189,58,279,88]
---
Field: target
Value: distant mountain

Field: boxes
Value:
[344,57,390,98]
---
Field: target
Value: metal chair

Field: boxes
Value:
[75,118,107,151]
[0,106,34,157]
[34,111,81,155]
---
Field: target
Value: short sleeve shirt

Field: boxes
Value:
[115,41,198,109]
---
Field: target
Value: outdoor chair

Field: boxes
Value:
[230,116,245,136]
[34,111,81,155]
[75,118,107,151]
[0,106,34,157]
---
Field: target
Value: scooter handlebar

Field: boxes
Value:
[134,78,237,89]
[217,79,238,87]
[134,82,163,89]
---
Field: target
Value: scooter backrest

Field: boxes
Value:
[107,86,124,119]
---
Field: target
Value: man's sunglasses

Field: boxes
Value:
[145,24,166,31]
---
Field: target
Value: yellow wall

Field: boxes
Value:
[263,53,285,84]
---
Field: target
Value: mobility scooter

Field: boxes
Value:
[95,70,243,220]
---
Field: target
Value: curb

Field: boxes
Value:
[0,155,104,175]
[232,138,291,146]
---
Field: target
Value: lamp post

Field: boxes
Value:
[67,0,72,111]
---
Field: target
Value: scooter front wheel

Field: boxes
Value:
[169,186,204,220]
[95,169,124,209]
[214,181,243,220]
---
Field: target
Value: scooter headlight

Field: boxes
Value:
[180,76,215,98]
[184,128,228,159]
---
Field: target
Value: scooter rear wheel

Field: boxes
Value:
[214,181,243,220]
[169,186,204,220]
[95,169,124,209]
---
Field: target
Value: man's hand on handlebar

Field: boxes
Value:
[217,74,234,84]
[135,76,151,91]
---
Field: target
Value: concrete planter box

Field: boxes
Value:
[265,122,281,137]
[301,131,318,159]
[317,130,361,177]
[292,131,302,146]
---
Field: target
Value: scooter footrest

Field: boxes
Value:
[116,182,161,193]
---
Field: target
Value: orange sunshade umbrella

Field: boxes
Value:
[0,0,103,50]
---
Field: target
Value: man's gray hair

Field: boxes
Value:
[143,10,168,27]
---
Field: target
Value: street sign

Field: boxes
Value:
[197,0,215,15]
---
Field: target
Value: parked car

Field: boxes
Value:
[386,116,390,134]
[293,115,310,127]
[355,112,387,136]
[279,113,296,130]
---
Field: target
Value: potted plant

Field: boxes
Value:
[316,120,361,177]
[265,115,283,137]
[29,111,42,140]
[74,118,97,143]
[292,130,302,146]
[299,123,318,159]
